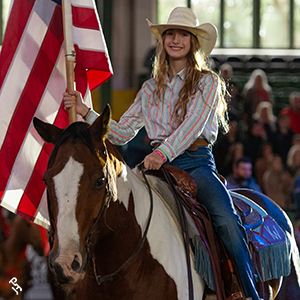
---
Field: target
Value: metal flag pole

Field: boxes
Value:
[62,0,77,124]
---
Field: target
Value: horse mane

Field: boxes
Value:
[49,122,97,163]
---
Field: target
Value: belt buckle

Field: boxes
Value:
[187,144,198,151]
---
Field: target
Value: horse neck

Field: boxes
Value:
[92,166,150,273]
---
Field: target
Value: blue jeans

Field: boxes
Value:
[168,146,260,300]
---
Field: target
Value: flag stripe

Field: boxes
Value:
[73,27,106,52]
[87,69,112,91]
[0,0,35,90]
[72,6,99,30]
[0,5,63,192]
[83,50,112,70]
[72,0,94,9]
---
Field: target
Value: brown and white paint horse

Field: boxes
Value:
[33,106,300,300]
[33,106,205,300]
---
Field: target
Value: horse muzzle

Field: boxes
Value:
[48,248,86,284]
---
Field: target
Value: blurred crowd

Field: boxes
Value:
[213,64,300,224]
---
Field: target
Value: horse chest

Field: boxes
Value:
[76,266,179,300]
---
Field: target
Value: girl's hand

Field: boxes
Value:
[62,91,89,117]
[143,151,164,170]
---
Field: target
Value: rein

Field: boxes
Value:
[161,166,194,300]
[90,162,154,285]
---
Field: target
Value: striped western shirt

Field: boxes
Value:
[86,68,220,162]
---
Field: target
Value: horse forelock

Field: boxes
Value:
[48,122,97,166]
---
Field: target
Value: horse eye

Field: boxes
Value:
[95,177,105,187]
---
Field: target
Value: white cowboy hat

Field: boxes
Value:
[146,7,218,56]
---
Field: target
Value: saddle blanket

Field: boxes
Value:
[193,190,290,290]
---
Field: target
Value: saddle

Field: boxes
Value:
[144,165,289,300]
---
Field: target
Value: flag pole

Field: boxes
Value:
[62,0,77,124]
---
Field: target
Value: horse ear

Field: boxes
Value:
[90,104,111,141]
[33,117,63,144]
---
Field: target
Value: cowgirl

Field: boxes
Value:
[63,7,260,300]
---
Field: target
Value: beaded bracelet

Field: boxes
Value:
[154,149,167,163]
[83,107,91,120]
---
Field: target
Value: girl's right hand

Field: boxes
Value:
[62,90,90,117]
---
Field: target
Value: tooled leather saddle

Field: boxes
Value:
[144,164,288,300]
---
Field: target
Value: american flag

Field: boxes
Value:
[0,0,113,229]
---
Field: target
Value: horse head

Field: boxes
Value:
[33,105,124,286]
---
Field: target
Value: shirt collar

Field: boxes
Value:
[177,68,186,80]
[165,68,186,84]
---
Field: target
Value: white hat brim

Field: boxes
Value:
[146,19,217,56]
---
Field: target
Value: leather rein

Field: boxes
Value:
[161,166,194,300]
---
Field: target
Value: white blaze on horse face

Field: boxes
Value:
[53,157,84,252]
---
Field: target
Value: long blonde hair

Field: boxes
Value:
[152,32,229,133]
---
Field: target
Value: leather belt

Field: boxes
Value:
[153,138,209,152]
